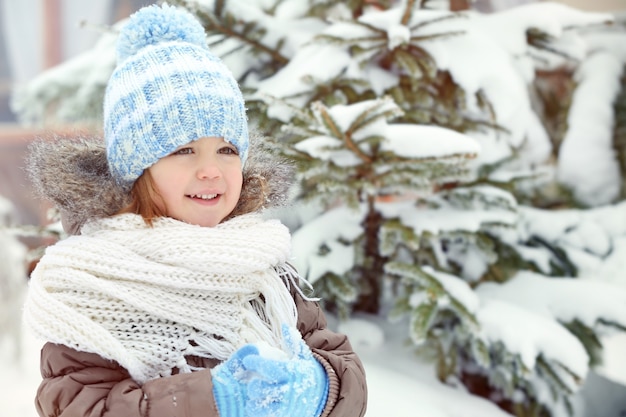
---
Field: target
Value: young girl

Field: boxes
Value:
[23,4,367,417]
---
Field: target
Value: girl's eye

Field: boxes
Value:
[173,147,193,155]
[219,146,238,155]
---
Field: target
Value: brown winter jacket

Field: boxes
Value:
[26,135,367,417]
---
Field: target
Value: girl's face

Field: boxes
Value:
[148,136,243,227]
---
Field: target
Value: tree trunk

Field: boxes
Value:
[449,0,470,11]
[354,195,384,313]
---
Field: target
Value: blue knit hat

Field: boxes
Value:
[104,3,249,187]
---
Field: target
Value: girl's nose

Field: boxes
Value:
[196,157,221,180]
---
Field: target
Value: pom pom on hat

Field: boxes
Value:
[116,3,208,63]
[104,3,249,187]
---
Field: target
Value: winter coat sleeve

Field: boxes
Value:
[35,343,221,417]
[292,287,368,417]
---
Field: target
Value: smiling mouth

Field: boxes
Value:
[188,193,218,200]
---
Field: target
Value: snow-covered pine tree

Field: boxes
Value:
[11,1,626,417]
[282,97,480,314]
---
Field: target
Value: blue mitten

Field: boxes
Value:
[211,344,259,417]
[243,325,330,417]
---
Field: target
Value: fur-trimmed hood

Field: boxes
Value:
[27,133,294,234]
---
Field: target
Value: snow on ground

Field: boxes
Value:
[1,328,42,417]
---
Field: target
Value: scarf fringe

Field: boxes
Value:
[276,263,320,302]
[165,265,314,377]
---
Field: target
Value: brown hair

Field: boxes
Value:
[116,170,269,226]
[116,169,166,226]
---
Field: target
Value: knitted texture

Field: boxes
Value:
[243,325,329,417]
[104,4,248,187]
[23,213,297,384]
[212,344,260,417]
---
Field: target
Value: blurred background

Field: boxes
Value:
[0,0,147,227]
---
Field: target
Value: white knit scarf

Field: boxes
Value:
[24,213,299,384]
